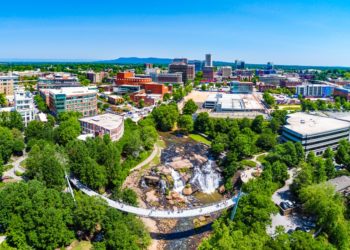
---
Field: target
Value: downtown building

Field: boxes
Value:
[168,59,195,83]
[37,73,81,90]
[202,66,215,82]
[48,87,97,117]
[0,75,17,96]
[282,112,350,155]
[296,84,333,97]
[220,66,233,78]
[0,88,35,127]
[79,113,124,141]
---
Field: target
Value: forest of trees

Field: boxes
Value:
[0,181,150,249]
[0,110,156,249]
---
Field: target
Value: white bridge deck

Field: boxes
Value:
[70,177,237,219]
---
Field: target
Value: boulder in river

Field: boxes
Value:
[183,186,193,196]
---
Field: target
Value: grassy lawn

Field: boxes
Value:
[240,159,257,168]
[277,105,301,111]
[189,134,211,146]
[69,240,92,250]
[20,159,27,169]
[257,154,267,164]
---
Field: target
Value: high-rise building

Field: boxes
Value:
[0,75,16,96]
[205,54,212,67]
[235,60,245,70]
[168,59,195,83]
[192,60,203,72]
[14,89,35,126]
[267,62,274,70]
[86,71,104,83]
[48,87,97,117]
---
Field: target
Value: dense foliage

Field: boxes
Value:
[0,181,150,250]
[151,103,179,131]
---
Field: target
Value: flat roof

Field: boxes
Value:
[205,93,264,110]
[79,113,123,130]
[49,87,97,95]
[284,112,350,136]
[328,176,350,192]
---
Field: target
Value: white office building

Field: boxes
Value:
[282,112,350,155]
[14,89,35,126]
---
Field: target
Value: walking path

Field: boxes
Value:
[2,154,27,181]
[267,168,304,235]
[70,177,237,219]
[129,144,160,172]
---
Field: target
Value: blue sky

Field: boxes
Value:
[1,0,350,66]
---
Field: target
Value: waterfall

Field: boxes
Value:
[159,179,167,194]
[171,169,185,193]
[190,160,221,194]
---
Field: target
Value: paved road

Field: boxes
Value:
[2,154,27,181]
[70,177,237,219]
[129,144,160,172]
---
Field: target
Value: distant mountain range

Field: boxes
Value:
[100,57,237,66]
[1,57,349,70]
[100,57,350,70]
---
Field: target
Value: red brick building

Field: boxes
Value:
[115,72,152,85]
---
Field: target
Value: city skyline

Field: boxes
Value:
[1,0,350,66]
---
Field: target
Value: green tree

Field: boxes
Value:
[256,132,277,151]
[0,126,14,163]
[251,115,264,133]
[140,125,158,150]
[26,144,66,190]
[73,193,107,238]
[101,209,151,250]
[0,111,24,131]
[0,93,6,107]
[0,181,74,250]
[299,183,350,249]
[183,99,198,115]
[177,115,194,134]
[263,92,276,107]
[11,128,25,156]
[151,103,179,131]
[25,120,54,143]
[54,117,81,145]
[194,112,213,134]
[325,157,336,180]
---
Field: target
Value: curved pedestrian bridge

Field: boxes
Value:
[70,177,238,219]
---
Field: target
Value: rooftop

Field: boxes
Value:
[284,112,350,136]
[49,87,97,95]
[328,176,350,192]
[79,113,123,130]
[205,93,264,110]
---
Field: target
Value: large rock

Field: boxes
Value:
[191,153,208,164]
[145,190,159,203]
[157,165,172,175]
[198,216,206,222]
[219,185,226,194]
[144,175,160,186]
[168,159,193,170]
[183,186,193,196]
